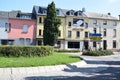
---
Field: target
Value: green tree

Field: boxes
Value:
[43,1,61,46]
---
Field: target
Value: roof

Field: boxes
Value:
[0,11,34,19]
[83,12,118,20]
[0,11,19,18]
[33,6,118,20]
[32,6,87,18]
[33,6,66,17]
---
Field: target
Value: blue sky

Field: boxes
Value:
[0,0,120,18]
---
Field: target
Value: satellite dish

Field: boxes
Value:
[76,20,83,26]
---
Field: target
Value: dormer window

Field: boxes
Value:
[43,9,47,14]
[67,10,74,16]
[79,12,82,15]
[57,10,59,15]
[71,11,74,15]
[20,15,31,19]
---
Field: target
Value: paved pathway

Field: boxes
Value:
[0,52,120,80]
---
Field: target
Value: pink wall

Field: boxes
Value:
[8,18,36,39]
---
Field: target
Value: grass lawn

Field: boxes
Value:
[0,52,81,68]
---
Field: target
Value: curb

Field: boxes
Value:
[0,60,87,75]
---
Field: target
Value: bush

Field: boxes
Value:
[0,46,54,57]
[55,49,80,53]
[82,50,113,56]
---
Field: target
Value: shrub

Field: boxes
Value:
[55,49,80,53]
[0,46,54,57]
[82,50,113,56]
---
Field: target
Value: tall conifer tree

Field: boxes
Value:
[43,2,61,46]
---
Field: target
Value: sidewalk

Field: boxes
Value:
[0,61,86,75]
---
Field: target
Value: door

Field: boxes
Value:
[103,40,107,50]
[84,40,89,50]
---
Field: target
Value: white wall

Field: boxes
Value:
[0,19,9,39]
[88,19,118,50]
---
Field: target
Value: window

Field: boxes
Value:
[59,31,61,37]
[93,42,97,47]
[68,22,71,27]
[85,32,88,38]
[26,38,31,45]
[103,28,107,37]
[56,41,61,48]
[9,23,11,32]
[21,15,31,19]
[103,20,107,25]
[113,29,116,37]
[71,12,74,15]
[43,9,47,14]
[5,23,11,32]
[76,31,80,38]
[85,23,88,28]
[68,42,80,48]
[113,40,116,48]
[113,22,117,26]
[38,40,42,45]
[73,18,84,26]
[57,10,59,15]
[68,31,72,38]
[23,24,28,32]
[19,38,24,45]
[39,29,41,36]
[79,12,82,15]
[8,40,14,45]
[93,28,97,33]
[93,20,97,24]
[39,17,42,23]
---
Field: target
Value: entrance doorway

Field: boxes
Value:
[84,40,89,50]
[103,40,107,50]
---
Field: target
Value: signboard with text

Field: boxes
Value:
[89,33,102,41]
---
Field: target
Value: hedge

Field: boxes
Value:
[82,50,113,56]
[0,46,54,57]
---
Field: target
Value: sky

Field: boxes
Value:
[0,0,120,18]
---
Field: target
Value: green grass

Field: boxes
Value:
[0,52,81,68]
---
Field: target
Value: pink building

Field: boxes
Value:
[7,12,36,46]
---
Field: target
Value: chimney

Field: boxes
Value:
[118,15,120,20]
[82,7,86,12]
[108,13,111,15]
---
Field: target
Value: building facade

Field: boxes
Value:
[84,12,120,50]
[0,11,36,46]
[32,6,90,50]
[32,6,120,50]
[0,6,120,50]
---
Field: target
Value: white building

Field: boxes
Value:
[84,12,120,50]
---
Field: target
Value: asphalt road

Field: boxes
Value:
[54,52,120,80]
